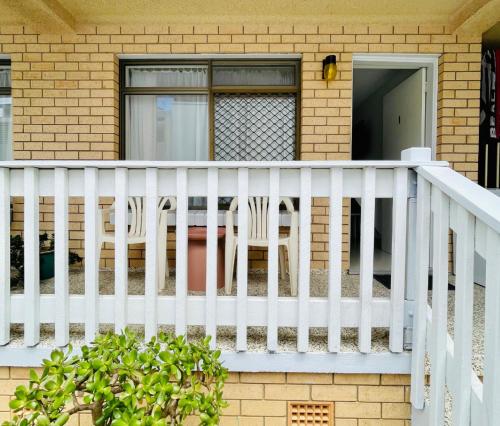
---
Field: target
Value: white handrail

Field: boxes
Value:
[417,165,500,233]
[0,160,448,169]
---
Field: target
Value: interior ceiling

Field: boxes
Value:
[353,69,410,109]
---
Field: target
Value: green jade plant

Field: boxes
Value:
[3,330,227,426]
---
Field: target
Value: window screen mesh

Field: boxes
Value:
[214,93,296,161]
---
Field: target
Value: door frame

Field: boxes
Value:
[352,53,439,159]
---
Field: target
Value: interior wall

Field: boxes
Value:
[352,68,416,160]
[351,68,419,262]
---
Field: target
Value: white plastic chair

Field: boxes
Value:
[97,196,176,291]
[224,196,299,296]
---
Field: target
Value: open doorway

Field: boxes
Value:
[350,54,438,274]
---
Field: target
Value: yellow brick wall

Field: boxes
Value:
[0,23,481,269]
[0,368,411,425]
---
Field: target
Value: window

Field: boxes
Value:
[120,60,300,161]
[0,60,11,161]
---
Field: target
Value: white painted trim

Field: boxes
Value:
[118,53,302,60]
[0,55,10,60]
[352,53,439,160]
[0,347,411,373]
[353,53,440,68]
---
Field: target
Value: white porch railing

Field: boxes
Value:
[410,161,500,426]
[0,149,499,424]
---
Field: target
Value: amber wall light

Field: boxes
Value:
[322,55,337,81]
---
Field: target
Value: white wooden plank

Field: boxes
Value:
[389,168,408,352]
[236,168,249,351]
[410,176,431,409]
[10,293,411,327]
[452,204,474,426]
[1,159,447,170]
[483,230,500,423]
[359,167,376,353]
[297,167,312,353]
[0,346,412,374]
[267,168,280,352]
[54,168,69,347]
[0,168,10,345]
[175,168,188,336]
[328,168,343,352]
[145,168,158,340]
[206,168,218,349]
[24,167,40,347]
[114,168,128,333]
[428,187,450,426]
[84,168,99,343]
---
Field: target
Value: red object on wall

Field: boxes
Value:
[496,49,500,138]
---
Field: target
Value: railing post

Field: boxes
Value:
[401,148,431,349]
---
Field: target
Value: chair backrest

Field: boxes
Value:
[126,196,176,238]
[228,196,294,241]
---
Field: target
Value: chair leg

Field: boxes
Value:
[157,235,167,291]
[279,246,286,279]
[225,239,236,295]
[158,214,169,290]
[288,243,298,297]
[96,241,102,272]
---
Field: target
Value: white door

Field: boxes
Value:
[381,68,426,253]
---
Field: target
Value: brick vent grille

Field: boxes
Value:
[214,93,296,161]
[288,402,333,426]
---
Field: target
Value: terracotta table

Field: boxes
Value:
[187,226,225,292]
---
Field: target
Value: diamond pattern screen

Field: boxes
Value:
[214,93,296,161]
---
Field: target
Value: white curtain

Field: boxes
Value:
[0,96,12,161]
[212,66,294,86]
[126,65,208,88]
[125,94,208,161]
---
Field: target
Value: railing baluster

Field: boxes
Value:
[267,168,280,352]
[114,168,128,333]
[237,168,249,351]
[54,168,69,347]
[359,167,375,353]
[389,168,408,352]
[452,204,474,426]
[84,167,99,343]
[328,168,343,352]
[0,168,10,345]
[206,167,218,349]
[428,187,450,426]
[483,230,500,422]
[145,168,158,340]
[298,167,311,353]
[175,168,188,336]
[24,167,40,347]
[410,175,431,409]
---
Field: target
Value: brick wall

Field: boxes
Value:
[0,23,482,269]
[0,368,411,425]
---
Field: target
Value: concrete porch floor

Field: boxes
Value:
[8,270,485,377]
